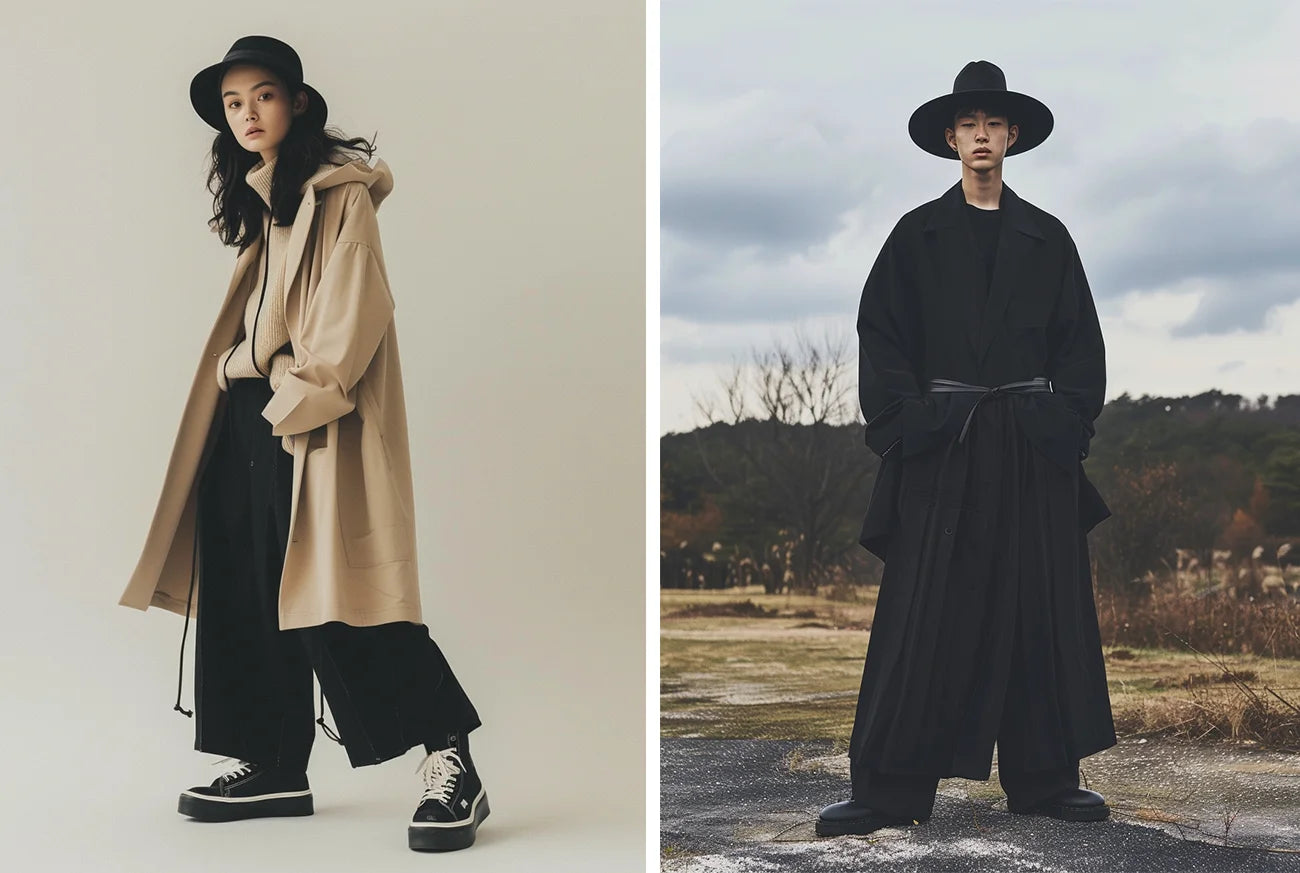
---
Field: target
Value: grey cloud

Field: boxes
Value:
[1171,272,1300,337]
[661,177,857,252]
[661,231,861,325]
[660,97,882,256]
[1070,122,1300,333]
[660,0,1298,363]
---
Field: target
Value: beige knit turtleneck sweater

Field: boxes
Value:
[215,155,295,394]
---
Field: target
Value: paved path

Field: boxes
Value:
[660,738,1300,872]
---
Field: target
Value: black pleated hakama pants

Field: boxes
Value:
[190,376,481,773]
[848,392,1115,820]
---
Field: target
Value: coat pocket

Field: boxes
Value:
[334,411,413,568]
[1014,392,1083,472]
[291,426,332,545]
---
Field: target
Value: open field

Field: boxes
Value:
[661,587,1300,747]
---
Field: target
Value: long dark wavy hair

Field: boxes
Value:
[203,72,378,253]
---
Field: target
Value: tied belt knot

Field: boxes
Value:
[927,376,1052,444]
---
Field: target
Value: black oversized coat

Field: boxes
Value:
[857,180,1111,558]
[848,180,1117,780]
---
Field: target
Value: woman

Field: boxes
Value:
[117,35,489,853]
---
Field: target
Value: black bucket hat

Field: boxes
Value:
[189,35,327,133]
[908,60,1053,159]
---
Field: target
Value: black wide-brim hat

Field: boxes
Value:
[908,60,1053,159]
[189,35,327,133]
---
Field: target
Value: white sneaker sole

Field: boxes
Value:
[408,789,490,851]
[178,789,314,822]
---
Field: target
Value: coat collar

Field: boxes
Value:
[922,179,1044,367]
[225,157,393,311]
[922,179,1043,238]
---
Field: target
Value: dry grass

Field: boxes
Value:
[662,599,823,620]
[663,599,779,619]
[1113,691,1300,749]
[1108,644,1300,750]
[1149,669,1259,689]
[661,586,877,629]
[1097,585,1300,660]
[662,587,1300,751]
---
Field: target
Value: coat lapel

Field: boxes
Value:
[921,180,1048,370]
[975,182,1044,365]
[281,189,319,323]
[922,181,981,363]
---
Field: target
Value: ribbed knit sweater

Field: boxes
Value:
[215,155,295,393]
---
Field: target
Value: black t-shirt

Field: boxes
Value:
[964,202,1001,302]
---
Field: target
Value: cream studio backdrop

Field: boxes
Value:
[0,2,646,871]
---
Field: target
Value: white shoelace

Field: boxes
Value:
[212,757,255,782]
[414,748,463,804]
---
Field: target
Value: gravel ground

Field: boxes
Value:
[660,738,1300,873]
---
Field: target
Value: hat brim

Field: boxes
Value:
[189,53,327,133]
[908,89,1053,159]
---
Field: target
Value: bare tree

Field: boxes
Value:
[688,324,871,591]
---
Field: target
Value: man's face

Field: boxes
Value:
[945,109,1019,171]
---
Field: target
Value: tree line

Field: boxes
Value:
[661,334,1300,596]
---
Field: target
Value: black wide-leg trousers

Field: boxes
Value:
[193,377,481,772]
[850,397,1089,821]
[851,600,1081,819]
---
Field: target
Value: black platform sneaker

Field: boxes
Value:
[178,757,314,822]
[408,731,490,852]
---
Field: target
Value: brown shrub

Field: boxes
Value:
[665,600,778,619]
[1150,670,1259,690]
[1113,683,1300,751]
[1096,583,1300,659]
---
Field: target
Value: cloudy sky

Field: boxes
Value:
[660,0,1300,434]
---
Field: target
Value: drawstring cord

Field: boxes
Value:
[317,684,344,744]
[248,212,271,378]
[173,387,345,748]
[173,197,338,743]
[173,490,199,718]
[174,397,229,718]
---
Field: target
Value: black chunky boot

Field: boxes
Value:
[816,799,925,836]
[1008,786,1110,821]
[178,758,313,822]
[408,731,490,852]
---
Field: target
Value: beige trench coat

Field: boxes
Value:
[118,156,423,630]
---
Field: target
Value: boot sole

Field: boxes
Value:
[1009,802,1110,822]
[408,791,490,852]
[815,814,919,837]
[178,789,314,822]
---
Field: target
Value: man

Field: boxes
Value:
[817,60,1116,837]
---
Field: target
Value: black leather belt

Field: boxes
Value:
[927,377,1052,443]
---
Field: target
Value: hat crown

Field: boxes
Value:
[222,34,304,84]
[907,59,1052,159]
[952,60,1007,94]
[191,34,326,132]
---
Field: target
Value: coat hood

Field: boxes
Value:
[301,155,394,212]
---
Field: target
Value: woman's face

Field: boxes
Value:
[219,64,306,161]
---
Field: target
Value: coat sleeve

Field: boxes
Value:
[858,224,938,460]
[260,184,396,437]
[1045,231,1106,460]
